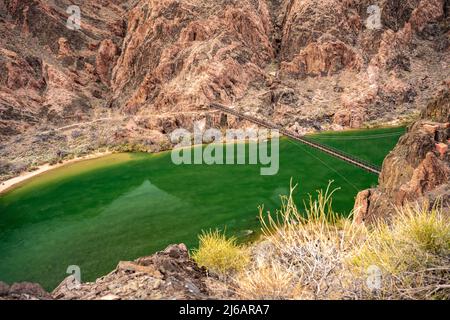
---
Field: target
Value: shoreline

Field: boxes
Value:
[0,151,112,195]
[0,138,270,196]
[0,125,406,196]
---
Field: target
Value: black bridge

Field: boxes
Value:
[210,103,382,175]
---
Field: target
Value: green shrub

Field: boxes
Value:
[192,229,249,276]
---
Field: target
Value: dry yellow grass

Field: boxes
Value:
[191,229,250,276]
[236,262,304,300]
[241,181,366,299]
[350,202,450,299]
[194,181,449,300]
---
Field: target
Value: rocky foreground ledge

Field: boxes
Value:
[0,244,230,300]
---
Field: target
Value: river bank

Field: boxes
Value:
[0,125,406,196]
[0,151,112,195]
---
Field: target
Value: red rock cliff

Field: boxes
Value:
[0,0,449,180]
[354,84,450,224]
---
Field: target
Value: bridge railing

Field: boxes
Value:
[278,127,381,171]
[210,103,382,174]
[299,136,381,171]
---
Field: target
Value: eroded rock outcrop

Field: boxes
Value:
[270,0,448,131]
[51,244,229,300]
[111,0,274,115]
[0,0,129,131]
[0,244,230,300]
[354,85,450,224]
[0,281,51,300]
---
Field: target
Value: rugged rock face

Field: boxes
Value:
[0,0,128,128]
[0,281,51,300]
[0,244,231,300]
[354,85,450,224]
[0,0,449,181]
[111,0,274,114]
[270,0,448,132]
[52,244,230,300]
[0,0,134,179]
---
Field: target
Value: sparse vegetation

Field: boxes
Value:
[112,143,150,153]
[350,202,450,299]
[196,182,450,300]
[192,229,250,276]
[238,181,365,299]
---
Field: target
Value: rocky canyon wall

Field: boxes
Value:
[354,84,450,224]
[0,0,449,180]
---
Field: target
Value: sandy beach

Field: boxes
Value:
[0,151,112,195]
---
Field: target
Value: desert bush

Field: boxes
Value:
[71,130,82,139]
[0,160,28,175]
[235,181,364,299]
[192,229,250,276]
[113,142,150,153]
[236,261,304,300]
[234,181,449,300]
[0,160,13,175]
[350,202,450,299]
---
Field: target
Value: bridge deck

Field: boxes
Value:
[210,103,381,175]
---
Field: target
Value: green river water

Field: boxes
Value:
[0,127,405,290]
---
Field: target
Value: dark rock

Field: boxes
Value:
[8,282,52,300]
[0,281,10,296]
[52,244,226,300]
[387,54,411,72]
